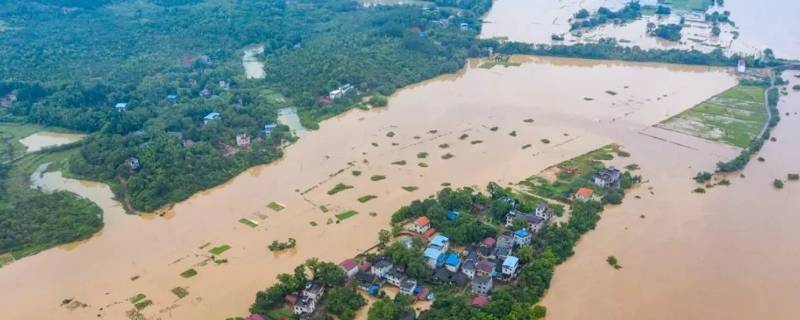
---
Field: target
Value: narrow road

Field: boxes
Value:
[755,70,777,140]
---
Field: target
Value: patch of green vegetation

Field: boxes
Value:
[471,140,483,145]
[402,186,419,192]
[208,245,231,256]
[661,0,713,11]
[357,195,378,203]
[327,183,354,195]
[130,293,147,304]
[661,85,767,148]
[309,221,318,226]
[509,131,517,137]
[773,179,784,189]
[418,162,428,167]
[180,269,198,278]
[693,187,706,194]
[417,152,428,159]
[441,153,454,160]
[134,299,153,311]
[238,218,258,228]
[541,139,551,144]
[458,134,469,140]
[438,143,449,149]
[266,201,285,212]
[0,253,14,268]
[335,210,359,221]
[370,175,386,181]
[171,287,189,299]
[788,173,799,181]
[391,160,407,165]
[351,170,362,176]
[268,238,297,251]
[490,126,499,132]
[606,256,622,269]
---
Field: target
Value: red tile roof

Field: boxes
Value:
[359,261,373,272]
[423,228,437,240]
[576,187,594,197]
[415,216,430,226]
[481,237,496,247]
[415,287,430,300]
[471,295,490,307]
[339,258,357,271]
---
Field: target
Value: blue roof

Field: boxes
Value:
[115,103,128,109]
[424,248,443,259]
[447,210,459,220]
[503,256,519,267]
[167,94,177,99]
[514,229,529,238]
[445,253,460,266]
[264,123,278,129]
[430,235,449,247]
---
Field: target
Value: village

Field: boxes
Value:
[247,166,628,319]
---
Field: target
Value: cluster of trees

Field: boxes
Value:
[570,1,642,31]
[652,24,683,41]
[249,258,346,316]
[1,0,490,211]
[0,157,103,257]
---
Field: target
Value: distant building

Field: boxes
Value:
[328,84,354,100]
[263,123,278,136]
[292,283,325,316]
[471,276,493,295]
[475,260,495,278]
[203,112,221,124]
[219,80,230,91]
[429,235,449,252]
[371,260,393,278]
[444,253,461,272]
[339,259,359,278]
[505,210,547,233]
[412,216,431,234]
[592,167,622,188]
[737,59,747,73]
[115,103,128,112]
[447,210,460,221]
[199,88,212,98]
[125,157,141,172]
[385,269,405,287]
[575,187,594,201]
[481,237,496,248]
[236,134,251,147]
[513,229,531,246]
[501,256,519,277]
[166,94,178,102]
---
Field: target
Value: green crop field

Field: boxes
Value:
[660,85,766,148]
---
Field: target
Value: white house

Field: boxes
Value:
[471,276,493,295]
[339,259,359,278]
[513,229,531,246]
[737,59,747,73]
[412,216,431,234]
[399,279,417,295]
[371,260,393,278]
[328,84,354,100]
[501,256,519,277]
[236,134,251,147]
[114,103,128,112]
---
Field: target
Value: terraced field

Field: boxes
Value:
[659,85,766,148]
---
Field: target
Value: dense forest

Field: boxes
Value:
[0,0,489,211]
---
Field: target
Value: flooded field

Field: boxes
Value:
[18,131,85,153]
[242,45,266,79]
[481,0,800,59]
[0,57,735,319]
[542,70,800,319]
[277,107,306,134]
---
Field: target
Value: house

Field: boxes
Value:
[385,269,405,287]
[166,94,178,102]
[445,253,461,272]
[399,279,417,295]
[496,235,514,250]
[263,123,278,136]
[204,112,221,124]
[737,58,747,73]
[513,229,531,246]
[219,80,230,90]
[493,246,512,261]
[471,276,493,295]
[506,210,546,233]
[415,287,432,301]
[471,295,490,308]
[429,235,449,252]
[114,103,128,112]
[412,216,431,234]
[447,210,460,221]
[534,203,550,219]
[501,256,519,277]
[293,283,325,316]
[236,134,251,147]
[592,167,622,188]
[199,88,212,98]
[461,258,476,279]
[371,260,393,278]
[422,228,437,242]
[459,22,469,31]
[433,268,469,286]
[481,237,496,248]
[424,248,445,269]
[475,260,495,278]
[575,187,594,201]
[126,157,141,172]
[339,259,359,278]
[328,84,354,100]
[355,271,378,290]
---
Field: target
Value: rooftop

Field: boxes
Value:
[415,216,430,226]
[431,235,449,247]
[514,229,529,238]
[424,247,443,259]
[339,258,357,270]
[576,187,594,197]
[503,256,519,267]
[445,253,461,266]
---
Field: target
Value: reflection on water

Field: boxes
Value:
[18,132,85,153]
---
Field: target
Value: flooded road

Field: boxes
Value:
[481,0,800,59]
[542,70,800,319]
[242,45,266,79]
[18,132,85,153]
[0,57,734,319]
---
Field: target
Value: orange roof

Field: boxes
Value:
[423,228,437,239]
[576,187,594,197]
[415,216,430,226]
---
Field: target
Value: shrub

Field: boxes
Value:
[773,179,784,189]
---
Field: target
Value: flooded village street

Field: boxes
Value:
[0,57,736,319]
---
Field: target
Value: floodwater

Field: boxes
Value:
[542,70,800,319]
[0,57,735,319]
[242,45,266,79]
[18,132,85,153]
[481,0,800,59]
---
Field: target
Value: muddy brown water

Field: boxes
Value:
[243,45,266,80]
[18,132,85,153]
[481,0,800,60]
[0,57,736,319]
